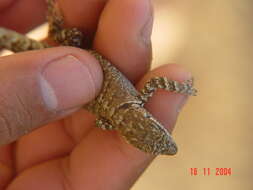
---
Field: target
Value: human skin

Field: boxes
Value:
[0,0,192,189]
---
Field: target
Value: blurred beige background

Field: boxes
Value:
[3,0,253,189]
[133,0,253,189]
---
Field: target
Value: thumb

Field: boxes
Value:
[0,47,102,145]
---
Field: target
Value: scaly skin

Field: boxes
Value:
[0,0,197,155]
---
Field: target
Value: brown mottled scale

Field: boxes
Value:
[116,105,177,155]
[0,0,197,155]
[85,52,141,116]
[84,52,178,155]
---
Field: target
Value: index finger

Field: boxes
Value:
[0,0,46,33]
[93,0,153,82]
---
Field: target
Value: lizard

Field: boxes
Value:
[0,0,197,155]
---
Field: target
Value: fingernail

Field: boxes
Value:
[40,55,96,111]
[140,0,153,45]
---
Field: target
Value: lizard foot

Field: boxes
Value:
[95,118,115,130]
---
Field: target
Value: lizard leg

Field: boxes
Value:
[46,0,85,48]
[138,76,197,104]
[95,118,115,130]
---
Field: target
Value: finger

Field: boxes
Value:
[58,0,107,40]
[14,109,96,173]
[0,0,47,33]
[0,144,13,189]
[94,0,153,82]
[0,47,102,145]
[64,64,192,189]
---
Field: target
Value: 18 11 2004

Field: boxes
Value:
[190,168,232,176]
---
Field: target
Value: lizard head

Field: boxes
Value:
[117,105,178,155]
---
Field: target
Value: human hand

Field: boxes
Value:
[0,0,192,189]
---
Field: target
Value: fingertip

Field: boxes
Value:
[137,64,193,132]
[94,0,153,82]
[58,0,106,37]
[56,47,104,98]
[163,64,193,81]
[139,64,192,85]
[36,47,103,111]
